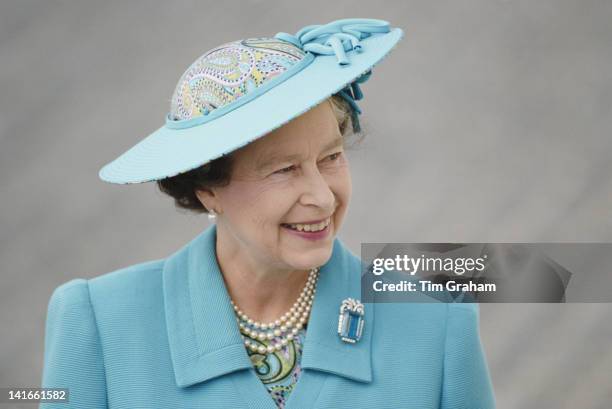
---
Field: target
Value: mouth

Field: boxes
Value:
[280,217,332,233]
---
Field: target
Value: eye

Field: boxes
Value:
[274,164,297,174]
[327,152,343,161]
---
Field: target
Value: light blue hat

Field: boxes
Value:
[99,18,403,184]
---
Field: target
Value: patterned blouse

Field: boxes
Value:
[245,326,307,408]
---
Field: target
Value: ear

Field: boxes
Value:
[195,188,220,214]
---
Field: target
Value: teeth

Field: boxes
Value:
[285,218,331,232]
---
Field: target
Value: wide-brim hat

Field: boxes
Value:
[99,18,403,184]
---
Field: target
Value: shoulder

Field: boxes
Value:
[446,301,480,317]
[375,296,480,319]
[89,258,165,294]
[443,302,482,343]
[47,278,92,310]
[48,258,166,312]
[372,300,481,349]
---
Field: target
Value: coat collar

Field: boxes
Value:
[163,224,373,389]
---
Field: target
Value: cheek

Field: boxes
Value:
[343,167,353,197]
[327,163,352,203]
[221,180,295,225]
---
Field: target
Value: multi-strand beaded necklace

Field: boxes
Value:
[231,267,320,354]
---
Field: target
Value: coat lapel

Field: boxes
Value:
[163,224,373,408]
[284,237,374,408]
[300,237,373,382]
[163,224,254,387]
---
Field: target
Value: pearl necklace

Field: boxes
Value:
[231,267,320,354]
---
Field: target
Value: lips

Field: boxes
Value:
[283,217,331,225]
[281,217,331,232]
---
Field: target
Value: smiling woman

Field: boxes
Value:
[40,18,495,409]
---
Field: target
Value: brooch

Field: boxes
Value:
[337,298,365,343]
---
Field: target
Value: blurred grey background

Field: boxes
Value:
[1,0,611,408]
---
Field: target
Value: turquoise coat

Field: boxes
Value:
[40,224,496,408]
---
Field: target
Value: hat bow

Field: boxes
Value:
[275,18,390,132]
[275,18,391,66]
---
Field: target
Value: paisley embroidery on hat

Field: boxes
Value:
[170,38,306,121]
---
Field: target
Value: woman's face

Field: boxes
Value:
[200,100,352,273]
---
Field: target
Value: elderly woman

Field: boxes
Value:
[40,18,495,408]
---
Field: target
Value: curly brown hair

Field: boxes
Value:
[156,93,365,214]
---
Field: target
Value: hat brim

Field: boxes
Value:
[99,27,403,184]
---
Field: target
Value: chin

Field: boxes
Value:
[289,245,334,270]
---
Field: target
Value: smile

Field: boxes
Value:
[281,217,331,232]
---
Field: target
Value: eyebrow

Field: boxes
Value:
[255,136,344,171]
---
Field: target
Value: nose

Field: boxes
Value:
[299,165,336,211]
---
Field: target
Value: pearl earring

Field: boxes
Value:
[208,209,217,220]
